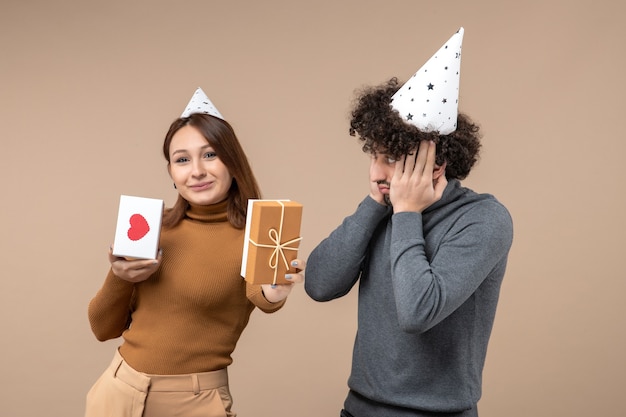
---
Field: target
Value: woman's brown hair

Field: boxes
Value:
[161,113,261,229]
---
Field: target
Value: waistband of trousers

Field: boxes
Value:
[109,349,228,393]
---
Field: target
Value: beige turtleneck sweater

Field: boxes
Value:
[88,200,285,374]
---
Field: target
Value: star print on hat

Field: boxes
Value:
[391,27,464,135]
[181,87,224,120]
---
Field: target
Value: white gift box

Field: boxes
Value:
[112,195,163,260]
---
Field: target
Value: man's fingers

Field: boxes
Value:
[394,153,406,178]
[413,140,431,176]
[403,150,416,175]
[423,140,437,175]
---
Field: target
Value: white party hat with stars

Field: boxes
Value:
[181,87,224,120]
[391,27,464,135]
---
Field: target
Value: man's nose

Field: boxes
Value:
[370,158,388,181]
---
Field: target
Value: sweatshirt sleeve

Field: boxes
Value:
[246,283,286,313]
[305,196,391,301]
[87,269,136,341]
[390,200,514,333]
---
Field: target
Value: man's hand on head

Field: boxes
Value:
[390,140,447,213]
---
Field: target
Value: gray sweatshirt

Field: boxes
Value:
[305,179,513,416]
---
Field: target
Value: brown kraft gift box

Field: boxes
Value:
[241,200,303,285]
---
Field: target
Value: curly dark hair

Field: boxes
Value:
[349,77,482,180]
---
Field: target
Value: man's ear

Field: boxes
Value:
[433,161,447,179]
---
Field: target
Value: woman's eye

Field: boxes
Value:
[175,157,189,163]
[204,151,217,159]
[386,157,397,164]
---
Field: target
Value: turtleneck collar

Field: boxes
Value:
[423,179,464,214]
[186,199,229,223]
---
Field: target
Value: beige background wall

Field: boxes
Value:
[1,1,624,416]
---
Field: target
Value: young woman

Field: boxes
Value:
[86,90,304,417]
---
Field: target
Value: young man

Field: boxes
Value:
[305,29,513,417]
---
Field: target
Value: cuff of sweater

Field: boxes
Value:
[356,196,392,222]
[250,287,286,313]
[391,211,424,241]
[106,268,136,291]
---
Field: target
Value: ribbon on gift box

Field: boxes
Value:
[248,201,302,285]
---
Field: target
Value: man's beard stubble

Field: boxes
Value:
[377,180,392,206]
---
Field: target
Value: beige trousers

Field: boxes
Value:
[85,349,235,417]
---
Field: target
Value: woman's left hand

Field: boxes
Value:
[261,259,306,303]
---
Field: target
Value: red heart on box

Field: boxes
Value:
[127,213,150,241]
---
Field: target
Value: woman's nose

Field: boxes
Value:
[191,160,207,177]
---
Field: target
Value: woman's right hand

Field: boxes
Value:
[108,246,162,283]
